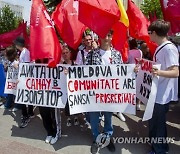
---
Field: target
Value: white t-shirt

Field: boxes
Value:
[128,49,142,64]
[153,41,179,104]
[19,48,30,63]
[75,49,89,65]
[100,49,112,65]
[10,60,19,67]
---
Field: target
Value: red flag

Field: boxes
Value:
[145,38,158,58]
[126,0,157,56]
[0,22,27,49]
[160,0,180,34]
[112,22,128,62]
[149,12,157,23]
[112,0,129,62]
[121,41,129,63]
[30,0,61,67]
[127,0,150,41]
[78,0,120,38]
[52,0,86,49]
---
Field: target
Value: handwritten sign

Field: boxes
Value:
[15,63,67,108]
[67,64,136,115]
[4,65,18,95]
[136,59,161,121]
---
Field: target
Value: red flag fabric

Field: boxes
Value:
[149,12,157,23]
[52,0,86,49]
[112,22,128,62]
[30,0,61,67]
[126,0,157,56]
[145,38,158,58]
[121,41,129,63]
[78,0,120,38]
[160,0,180,34]
[111,0,128,63]
[127,0,150,41]
[0,22,27,49]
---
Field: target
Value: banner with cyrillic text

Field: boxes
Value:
[67,64,136,115]
[136,59,161,121]
[4,66,18,95]
[15,63,67,108]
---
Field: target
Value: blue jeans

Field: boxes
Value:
[4,94,19,109]
[149,103,169,154]
[89,112,113,141]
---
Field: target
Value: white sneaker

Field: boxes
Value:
[137,103,141,111]
[117,113,126,122]
[12,107,18,112]
[50,136,58,145]
[45,136,52,144]
[0,104,6,109]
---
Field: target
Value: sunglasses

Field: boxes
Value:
[148,31,153,34]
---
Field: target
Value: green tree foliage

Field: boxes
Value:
[140,0,163,19]
[0,5,22,34]
[43,0,62,13]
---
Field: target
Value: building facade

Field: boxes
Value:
[0,0,24,18]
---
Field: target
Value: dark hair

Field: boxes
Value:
[82,33,92,39]
[6,46,17,62]
[148,20,170,37]
[109,29,114,35]
[13,36,25,47]
[129,39,138,50]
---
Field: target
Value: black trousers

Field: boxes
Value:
[148,103,169,154]
[39,107,57,137]
[21,105,34,117]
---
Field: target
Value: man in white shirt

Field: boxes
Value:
[76,34,98,65]
[147,20,179,154]
[14,36,34,128]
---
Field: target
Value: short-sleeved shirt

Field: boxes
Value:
[19,48,30,63]
[75,49,89,65]
[153,41,179,104]
[128,49,142,64]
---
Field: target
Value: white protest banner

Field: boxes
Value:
[67,64,136,115]
[136,59,161,121]
[15,63,67,108]
[4,65,19,95]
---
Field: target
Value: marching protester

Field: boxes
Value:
[61,45,79,126]
[147,20,179,154]
[0,46,19,111]
[13,36,35,128]
[140,42,151,60]
[128,38,143,111]
[128,39,143,64]
[35,58,61,145]
[85,30,123,154]
[76,33,99,128]
[76,33,98,65]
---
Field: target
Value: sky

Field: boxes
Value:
[4,0,32,24]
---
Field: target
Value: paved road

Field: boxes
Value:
[0,102,179,154]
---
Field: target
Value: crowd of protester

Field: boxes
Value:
[0,20,179,154]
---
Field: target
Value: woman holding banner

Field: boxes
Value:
[61,45,79,126]
[0,46,20,111]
